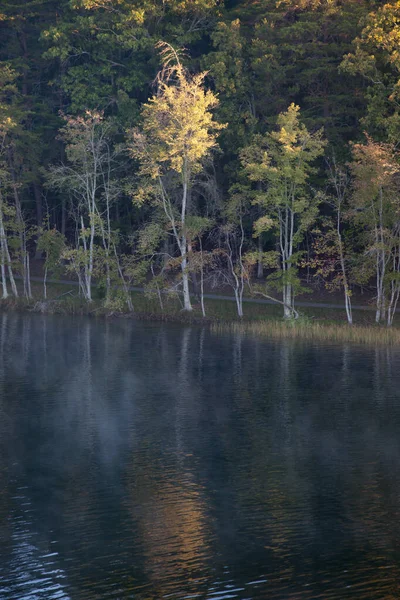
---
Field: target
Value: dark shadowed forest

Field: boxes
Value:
[1,0,400,325]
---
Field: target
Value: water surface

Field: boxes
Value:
[0,313,400,599]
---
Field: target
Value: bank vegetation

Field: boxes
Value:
[2,1,400,336]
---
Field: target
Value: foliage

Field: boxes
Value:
[241,103,326,316]
[128,43,225,310]
[37,224,66,277]
[2,0,400,325]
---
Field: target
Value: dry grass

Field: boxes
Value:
[2,281,400,345]
[211,319,400,346]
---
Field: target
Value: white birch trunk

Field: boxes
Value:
[387,288,399,327]
[345,290,353,326]
[387,242,400,327]
[257,236,263,279]
[225,213,245,318]
[283,283,293,319]
[375,187,386,323]
[181,244,192,311]
[0,260,7,299]
[80,216,92,302]
[0,207,8,299]
[43,265,48,300]
[234,288,244,318]
[337,205,352,325]
[180,168,192,312]
[88,215,95,303]
[158,168,192,311]
[0,212,18,298]
[199,237,206,318]
[7,249,18,297]
[26,252,32,299]
[280,202,295,319]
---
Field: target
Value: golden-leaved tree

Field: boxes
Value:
[128,43,225,311]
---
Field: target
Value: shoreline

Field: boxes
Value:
[1,292,400,346]
[13,274,383,313]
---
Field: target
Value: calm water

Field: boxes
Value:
[1,314,400,599]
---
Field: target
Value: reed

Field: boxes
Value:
[2,281,400,344]
[211,319,400,346]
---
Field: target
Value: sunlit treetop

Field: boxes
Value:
[130,43,226,179]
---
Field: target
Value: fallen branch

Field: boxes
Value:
[252,289,299,319]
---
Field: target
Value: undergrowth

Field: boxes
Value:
[1,282,400,345]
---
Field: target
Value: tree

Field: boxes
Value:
[211,190,250,318]
[37,222,66,299]
[204,19,256,157]
[47,111,119,302]
[0,65,21,300]
[342,1,400,142]
[42,0,219,115]
[207,0,368,154]
[325,158,353,324]
[350,136,400,325]
[128,43,225,311]
[241,103,326,318]
[0,197,18,300]
[0,1,65,233]
[184,215,213,317]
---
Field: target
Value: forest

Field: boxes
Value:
[1,0,400,326]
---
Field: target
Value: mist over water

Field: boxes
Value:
[0,314,400,599]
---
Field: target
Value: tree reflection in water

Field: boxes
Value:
[0,314,400,598]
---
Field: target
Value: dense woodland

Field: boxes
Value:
[2,0,400,325]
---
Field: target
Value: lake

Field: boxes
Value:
[0,313,400,599]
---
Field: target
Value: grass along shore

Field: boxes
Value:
[1,280,400,345]
[211,319,400,346]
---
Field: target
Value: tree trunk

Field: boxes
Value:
[387,248,400,327]
[199,238,206,318]
[181,255,192,311]
[283,283,293,319]
[34,183,44,259]
[0,211,8,299]
[150,263,164,312]
[43,265,48,300]
[61,197,66,236]
[234,289,243,318]
[0,215,18,298]
[337,211,352,325]
[344,288,353,325]
[8,150,30,297]
[387,293,397,326]
[376,188,386,324]
[0,200,18,298]
[34,182,43,229]
[80,217,92,302]
[113,243,133,312]
[180,228,192,311]
[188,242,200,301]
[88,217,95,303]
[26,252,32,299]
[257,236,263,279]
[375,249,385,324]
